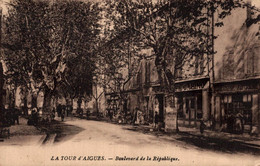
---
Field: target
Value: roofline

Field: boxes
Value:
[214,76,260,84]
[175,76,210,84]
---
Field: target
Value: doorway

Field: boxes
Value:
[185,97,196,126]
[156,94,164,123]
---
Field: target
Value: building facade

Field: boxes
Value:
[213,5,260,133]
[105,3,260,135]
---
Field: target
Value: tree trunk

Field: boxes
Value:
[23,89,28,115]
[77,97,82,109]
[65,97,70,106]
[154,46,179,132]
[31,92,38,109]
[10,87,16,108]
[95,98,99,116]
[42,88,52,119]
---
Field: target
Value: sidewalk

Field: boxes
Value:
[178,126,260,142]
[0,116,82,146]
[117,122,260,155]
[0,117,46,146]
[73,115,260,145]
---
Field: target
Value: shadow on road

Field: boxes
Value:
[176,132,260,155]
[123,125,260,156]
[38,120,84,144]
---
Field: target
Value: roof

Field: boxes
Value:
[175,76,209,84]
[214,76,260,84]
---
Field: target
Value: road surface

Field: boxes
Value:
[0,117,259,166]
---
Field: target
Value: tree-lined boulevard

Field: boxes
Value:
[0,0,260,165]
[0,116,260,166]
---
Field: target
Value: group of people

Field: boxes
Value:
[131,107,146,125]
[105,106,162,130]
[27,107,40,125]
[199,112,245,134]
[131,107,161,131]
[27,104,73,125]
[0,107,20,128]
[52,104,73,121]
[225,112,245,134]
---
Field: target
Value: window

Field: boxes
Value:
[222,95,233,115]
[224,95,228,103]
[222,94,252,125]
[242,94,252,125]
[228,95,232,103]
[243,94,252,102]
[223,95,232,103]
[190,98,195,109]
[243,95,247,102]
[177,97,184,118]
[197,95,202,110]
[186,99,189,113]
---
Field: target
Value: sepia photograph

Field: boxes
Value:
[0,0,259,165]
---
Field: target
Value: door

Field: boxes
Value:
[185,97,196,126]
[156,94,164,123]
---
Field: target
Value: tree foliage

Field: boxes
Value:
[102,0,246,93]
[3,0,101,112]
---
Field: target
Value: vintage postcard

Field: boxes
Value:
[0,0,259,165]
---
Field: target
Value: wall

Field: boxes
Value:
[214,6,260,81]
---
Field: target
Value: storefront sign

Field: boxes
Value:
[215,81,258,93]
[175,81,206,92]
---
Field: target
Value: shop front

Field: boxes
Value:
[175,77,210,128]
[214,78,260,134]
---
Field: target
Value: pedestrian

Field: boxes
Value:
[200,120,206,134]
[22,106,28,116]
[57,104,62,117]
[66,105,70,117]
[154,111,159,131]
[235,112,244,134]
[61,109,65,122]
[31,107,39,125]
[51,107,56,121]
[132,107,138,125]
[13,108,20,125]
[7,108,15,125]
[106,109,111,121]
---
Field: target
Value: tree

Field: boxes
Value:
[49,0,101,108]
[3,0,101,117]
[95,20,142,118]
[3,0,52,110]
[105,0,247,89]
[102,0,247,128]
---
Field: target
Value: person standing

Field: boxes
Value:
[51,107,56,121]
[154,111,159,131]
[200,120,206,134]
[57,104,62,117]
[154,98,160,130]
[61,109,65,122]
[66,105,71,117]
[13,108,19,125]
[132,107,138,125]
